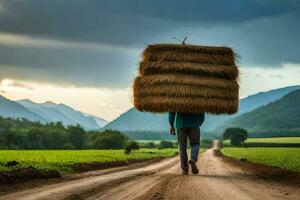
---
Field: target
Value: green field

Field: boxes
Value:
[0,149,178,172]
[245,137,300,143]
[221,147,300,172]
[223,137,300,145]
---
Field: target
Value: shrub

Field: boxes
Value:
[143,142,156,148]
[92,130,128,149]
[63,142,74,149]
[160,140,174,149]
[125,141,140,154]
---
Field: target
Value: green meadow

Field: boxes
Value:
[244,137,300,143]
[0,149,178,172]
[223,137,300,146]
[221,147,300,172]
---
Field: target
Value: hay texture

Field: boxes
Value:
[133,44,239,114]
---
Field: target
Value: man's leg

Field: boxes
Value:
[188,128,200,174]
[189,128,200,162]
[177,128,188,171]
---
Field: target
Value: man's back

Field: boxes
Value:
[168,112,205,129]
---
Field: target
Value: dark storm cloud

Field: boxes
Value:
[0,45,138,87]
[0,0,299,46]
[0,0,177,47]
[0,0,299,87]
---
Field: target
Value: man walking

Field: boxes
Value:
[168,112,205,175]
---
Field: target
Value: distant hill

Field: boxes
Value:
[81,113,111,128]
[103,85,300,133]
[0,96,108,130]
[17,100,108,130]
[219,89,300,137]
[104,108,168,131]
[0,96,46,123]
[18,100,76,125]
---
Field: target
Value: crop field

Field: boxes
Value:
[245,137,300,143]
[223,137,300,145]
[0,149,178,172]
[221,147,300,172]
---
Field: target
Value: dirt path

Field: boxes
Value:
[1,142,299,200]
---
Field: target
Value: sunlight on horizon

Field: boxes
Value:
[0,79,132,121]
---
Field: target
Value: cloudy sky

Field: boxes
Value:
[0,0,300,120]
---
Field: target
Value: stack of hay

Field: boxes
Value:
[133,44,239,114]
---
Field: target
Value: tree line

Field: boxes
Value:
[0,117,128,149]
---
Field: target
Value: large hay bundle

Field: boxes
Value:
[133,44,239,114]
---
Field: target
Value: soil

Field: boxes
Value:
[0,167,61,184]
[0,157,168,185]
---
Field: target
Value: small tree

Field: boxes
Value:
[124,141,140,154]
[223,127,248,146]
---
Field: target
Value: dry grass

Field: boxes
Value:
[139,61,238,79]
[142,51,235,66]
[134,84,238,100]
[133,95,238,114]
[134,74,239,90]
[143,44,234,56]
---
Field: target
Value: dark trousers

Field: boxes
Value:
[177,128,200,170]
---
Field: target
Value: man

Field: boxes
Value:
[168,112,205,175]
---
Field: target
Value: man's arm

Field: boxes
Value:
[199,113,205,126]
[168,112,176,127]
[168,112,176,135]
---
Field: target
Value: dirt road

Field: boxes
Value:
[1,142,299,200]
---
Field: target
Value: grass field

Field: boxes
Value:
[245,137,300,143]
[0,149,178,172]
[221,147,300,172]
[223,137,300,145]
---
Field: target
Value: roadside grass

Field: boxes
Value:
[221,147,300,172]
[199,148,207,153]
[223,137,300,147]
[245,137,300,143]
[223,137,300,145]
[0,149,178,172]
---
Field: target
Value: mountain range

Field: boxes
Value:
[103,85,300,132]
[1,85,300,135]
[0,97,108,130]
[220,89,300,137]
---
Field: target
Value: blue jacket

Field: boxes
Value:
[168,112,205,129]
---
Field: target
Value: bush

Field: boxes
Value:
[143,142,156,148]
[160,141,174,149]
[92,130,128,149]
[124,141,140,154]
[63,142,74,149]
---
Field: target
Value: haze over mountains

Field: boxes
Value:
[0,97,108,130]
[104,85,300,132]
